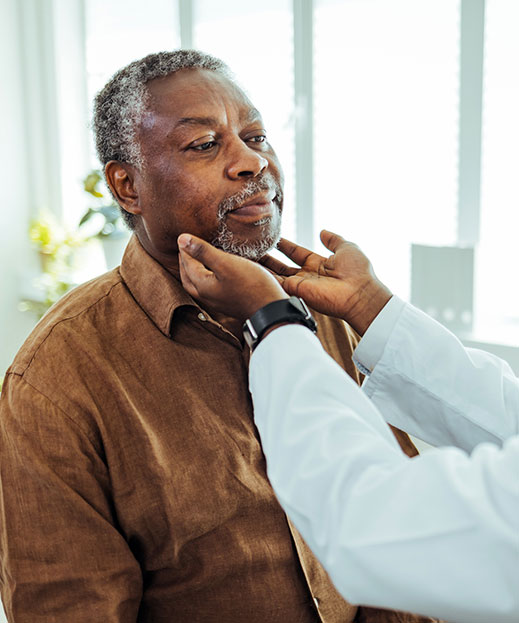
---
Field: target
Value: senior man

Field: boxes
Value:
[0,50,433,623]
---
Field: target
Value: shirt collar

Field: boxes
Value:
[119,234,197,337]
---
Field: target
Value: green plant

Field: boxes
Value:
[19,212,84,318]
[19,171,127,319]
[79,170,125,238]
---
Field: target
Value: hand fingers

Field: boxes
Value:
[178,233,227,272]
[281,274,308,298]
[277,238,321,267]
[319,230,349,254]
[259,254,298,277]
[280,274,299,297]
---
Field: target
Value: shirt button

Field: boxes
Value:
[197,312,206,321]
[313,597,320,608]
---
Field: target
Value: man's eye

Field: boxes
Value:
[191,141,216,151]
[248,135,267,143]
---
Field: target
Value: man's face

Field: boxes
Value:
[132,68,284,261]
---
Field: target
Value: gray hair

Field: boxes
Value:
[93,49,232,229]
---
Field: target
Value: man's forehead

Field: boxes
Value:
[145,69,262,125]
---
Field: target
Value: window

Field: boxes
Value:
[478,0,519,343]
[314,0,459,299]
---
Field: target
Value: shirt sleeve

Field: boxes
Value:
[355,298,519,450]
[0,374,142,622]
[249,324,519,623]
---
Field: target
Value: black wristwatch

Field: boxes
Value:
[242,296,317,351]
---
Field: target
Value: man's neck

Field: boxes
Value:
[136,232,244,339]
[136,232,182,280]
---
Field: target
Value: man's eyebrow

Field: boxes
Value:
[174,116,220,129]
[174,109,263,130]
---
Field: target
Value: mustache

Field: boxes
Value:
[217,175,283,217]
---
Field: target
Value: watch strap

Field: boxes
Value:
[243,296,317,351]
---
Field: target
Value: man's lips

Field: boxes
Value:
[230,202,273,218]
[228,194,276,219]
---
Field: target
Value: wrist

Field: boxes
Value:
[243,296,317,351]
[345,280,392,336]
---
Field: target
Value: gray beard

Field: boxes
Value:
[212,209,281,261]
[211,176,283,261]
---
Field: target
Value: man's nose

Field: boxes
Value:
[226,139,268,179]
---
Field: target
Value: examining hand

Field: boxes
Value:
[261,230,392,335]
[178,234,288,321]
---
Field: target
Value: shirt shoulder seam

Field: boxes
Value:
[14,279,125,377]
[3,372,99,445]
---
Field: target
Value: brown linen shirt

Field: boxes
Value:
[0,236,433,623]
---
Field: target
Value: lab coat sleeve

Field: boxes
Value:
[357,299,519,451]
[249,325,519,623]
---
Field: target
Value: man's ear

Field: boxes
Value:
[105,161,141,217]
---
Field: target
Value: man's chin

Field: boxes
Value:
[211,214,281,262]
[211,210,281,262]
[212,231,280,261]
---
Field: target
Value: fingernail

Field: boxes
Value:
[178,234,192,249]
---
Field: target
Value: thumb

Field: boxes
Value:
[178,246,214,299]
[320,229,348,253]
[178,233,226,272]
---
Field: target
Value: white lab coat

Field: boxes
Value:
[249,297,519,623]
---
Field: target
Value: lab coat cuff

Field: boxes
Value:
[353,295,406,375]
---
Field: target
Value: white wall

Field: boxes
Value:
[0,0,42,380]
[0,2,25,615]
[1,0,89,378]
